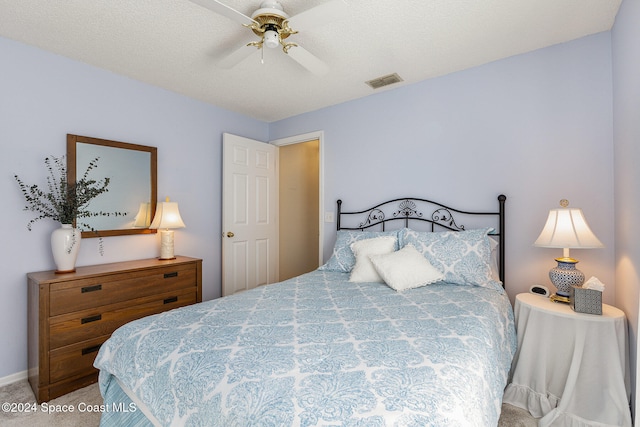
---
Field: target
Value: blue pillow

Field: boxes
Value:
[400,227,503,293]
[320,230,400,273]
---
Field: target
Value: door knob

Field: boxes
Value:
[226,232,235,238]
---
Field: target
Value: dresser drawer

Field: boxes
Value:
[49,263,196,316]
[49,336,107,384]
[49,289,197,349]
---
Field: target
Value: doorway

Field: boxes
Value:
[278,139,320,280]
[272,131,323,281]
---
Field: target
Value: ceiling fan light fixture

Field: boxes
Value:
[201,0,339,75]
[263,28,280,49]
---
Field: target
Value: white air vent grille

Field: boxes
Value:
[365,73,404,89]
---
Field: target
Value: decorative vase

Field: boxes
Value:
[51,224,81,273]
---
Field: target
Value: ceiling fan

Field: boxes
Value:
[190,0,347,75]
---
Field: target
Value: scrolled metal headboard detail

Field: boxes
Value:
[393,200,424,221]
[432,208,465,231]
[336,195,507,285]
[359,209,385,229]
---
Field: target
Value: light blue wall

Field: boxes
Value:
[612,0,640,419]
[0,26,623,393]
[1,36,268,380]
[271,32,615,307]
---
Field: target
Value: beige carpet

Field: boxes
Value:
[1,379,537,426]
[0,380,101,426]
[499,403,539,427]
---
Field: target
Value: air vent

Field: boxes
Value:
[365,73,404,89]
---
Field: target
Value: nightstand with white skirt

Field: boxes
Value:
[503,292,631,427]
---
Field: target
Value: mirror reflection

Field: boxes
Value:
[67,134,157,238]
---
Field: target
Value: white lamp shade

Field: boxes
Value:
[149,201,186,230]
[534,208,603,249]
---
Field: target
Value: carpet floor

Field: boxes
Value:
[0,380,537,426]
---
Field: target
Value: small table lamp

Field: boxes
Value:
[149,197,186,260]
[534,199,603,303]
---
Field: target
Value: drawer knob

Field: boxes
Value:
[164,272,178,279]
[81,344,102,355]
[164,296,178,304]
[81,284,102,293]
[81,314,102,324]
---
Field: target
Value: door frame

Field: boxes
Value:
[270,131,324,266]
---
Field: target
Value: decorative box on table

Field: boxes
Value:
[569,285,602,315]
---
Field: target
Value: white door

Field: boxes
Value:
[222,133,278,296]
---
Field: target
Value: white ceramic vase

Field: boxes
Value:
[51,224,81,273]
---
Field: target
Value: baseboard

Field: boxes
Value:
[0,370,28,387]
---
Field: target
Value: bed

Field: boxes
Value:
[94,195,516,426]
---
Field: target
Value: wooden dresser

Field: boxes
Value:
[27,255,202,402]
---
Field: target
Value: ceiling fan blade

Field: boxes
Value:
[189,0,257,26]
[286,0,348,31]
[218,44,258,69]
[286,45,329,76]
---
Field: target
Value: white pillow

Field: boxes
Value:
[369,244,444,291]
[349,236,397,283]
[319,230,400,272]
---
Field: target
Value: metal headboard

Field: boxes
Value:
[336,195,507,286]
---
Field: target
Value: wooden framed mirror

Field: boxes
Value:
[67,134,157,238]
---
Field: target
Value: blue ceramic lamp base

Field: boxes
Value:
[549,257,585,303]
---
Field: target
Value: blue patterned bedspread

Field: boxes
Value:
[95,270,516,427]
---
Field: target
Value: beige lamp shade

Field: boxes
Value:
[149,199,186,230]
[534,207,603,250]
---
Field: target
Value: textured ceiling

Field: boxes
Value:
[0,0,622,122]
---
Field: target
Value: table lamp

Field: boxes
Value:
[534,199,603,303]
[149,197,186,260]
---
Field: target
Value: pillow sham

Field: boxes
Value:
[349,236,397,283]
[370,244,444,291]
[319,230,400,273]
[400,227,504,293]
